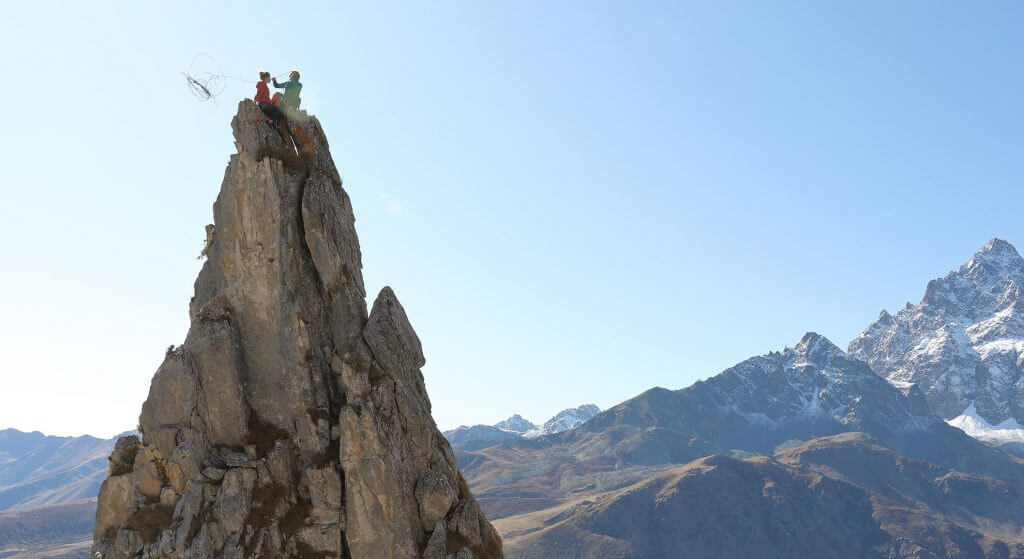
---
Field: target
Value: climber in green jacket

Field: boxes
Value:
[272,71,302,115]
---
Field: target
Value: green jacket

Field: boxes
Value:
[274,79,302,109]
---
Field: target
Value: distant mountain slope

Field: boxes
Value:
[457,333,1024,557]
[501,452,884,559]
[500,433,1024,559]
[445,425,525,451]
[0,429,120,510]
[850,238,1024,433]
[563,333,982,467]
[445,405,600,451]
[0,500,94,557]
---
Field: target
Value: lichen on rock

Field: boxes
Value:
[91,100,503,559]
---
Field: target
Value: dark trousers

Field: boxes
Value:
[258,101,283,122]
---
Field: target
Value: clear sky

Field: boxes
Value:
[2,1,1024,438]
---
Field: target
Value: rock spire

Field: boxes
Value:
[91,101,503,559]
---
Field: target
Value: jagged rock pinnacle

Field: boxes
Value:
[91,101,503,559]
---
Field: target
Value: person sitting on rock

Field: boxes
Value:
[254,71,283,123]
[272,70,302,116]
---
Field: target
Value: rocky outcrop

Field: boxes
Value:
[91,101,503,559]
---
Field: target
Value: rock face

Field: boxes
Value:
[91,101,503,559]
[849,238,1024,425]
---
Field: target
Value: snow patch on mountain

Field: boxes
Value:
[948,404,1024,443]
[973,338,1024,360]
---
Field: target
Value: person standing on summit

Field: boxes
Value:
[273,70,302,116]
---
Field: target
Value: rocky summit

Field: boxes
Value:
[850,238,1024,426]
[90,101,503,559]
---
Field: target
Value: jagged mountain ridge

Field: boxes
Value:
[90,101,503,559]
[850,238,1024,430]
[444,405,600,451]
[523,405,601,438]
[456,333,1024,557]
[574,333,941,456]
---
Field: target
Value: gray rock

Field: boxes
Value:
[201,467,226,482]
[90,100,502,559]
[138,349,197,460]
[108,435,140,476]
[422,521,447,559]
[213,469,255,535]
[416,469,457,531]
[306,467,342,526]
[187,316,249,449]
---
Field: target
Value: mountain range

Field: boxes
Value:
[0,429,122,511]
[850,238,1024,453]
[444,405,601,451]
[457,239,1024,558]
[0,430,123,558]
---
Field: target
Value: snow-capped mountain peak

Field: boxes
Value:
[850,238,1024,426]
[524,404,601,438]
[444,405,602,449]
[792,332,847,367]
[969,238,1023,271]
[494,414,536,434]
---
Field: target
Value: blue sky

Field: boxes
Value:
[2,2,1024,437]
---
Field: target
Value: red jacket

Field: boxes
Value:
[254,81,271,104]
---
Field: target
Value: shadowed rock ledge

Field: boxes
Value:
[91,101,503,559]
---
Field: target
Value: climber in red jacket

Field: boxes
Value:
[254,71,283,123]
